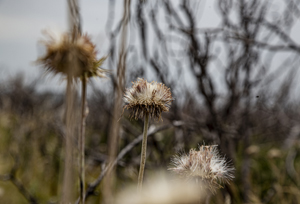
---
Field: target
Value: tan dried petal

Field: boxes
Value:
[123,78,173,120]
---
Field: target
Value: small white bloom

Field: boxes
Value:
[169,145,235,192]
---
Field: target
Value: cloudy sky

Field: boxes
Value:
[0,0,299,93]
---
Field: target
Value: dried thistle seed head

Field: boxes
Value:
[169,145,235,193]
[123,78,173,120]
[37,30,107,79]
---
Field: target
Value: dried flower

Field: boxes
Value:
[123,78,173,120]
[169,145,235,192]
[37,30,107,79]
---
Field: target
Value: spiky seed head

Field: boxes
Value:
[37,30,107,79]
[123,78,173,120]
[169,145,235,193]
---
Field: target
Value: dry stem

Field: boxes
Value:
[62,75,75,204]
[79,76,87,204]
[137,112,150,191]
[102,0,130,203]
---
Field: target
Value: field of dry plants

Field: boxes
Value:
[0,0,300,204]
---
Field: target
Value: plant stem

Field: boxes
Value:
[62,75,75,204]
[102,1,130,203]
[79,76,87,204]
[137,112,150,191]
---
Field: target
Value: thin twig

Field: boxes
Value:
[0,158,39,204]
[6,174,39,204]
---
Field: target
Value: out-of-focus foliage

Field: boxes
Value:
[0,73,299,203]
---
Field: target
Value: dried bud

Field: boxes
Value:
[37,30,107,79]
[123,78,173,120]
[169,145,235,192]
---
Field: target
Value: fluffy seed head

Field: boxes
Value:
[169,145,235,192]
[123,78,173,120]
[37,30,107,79]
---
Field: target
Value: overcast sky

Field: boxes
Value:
[0,0,299,94]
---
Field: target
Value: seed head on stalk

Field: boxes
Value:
[123,78,173,120]
[169,145,235,193]
[123,78,173,190]
[36,29,108,204]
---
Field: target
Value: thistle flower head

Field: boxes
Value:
[37,30,107,79]
[169,145,235,192]
[123,78,173,120]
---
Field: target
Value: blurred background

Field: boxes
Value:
[0,0,300,203]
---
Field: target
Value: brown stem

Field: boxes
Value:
[137,112,150,191]
[102,0,130,203]
[63,0,81,202]
[62,75,75,204]
[79,76,87,204]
